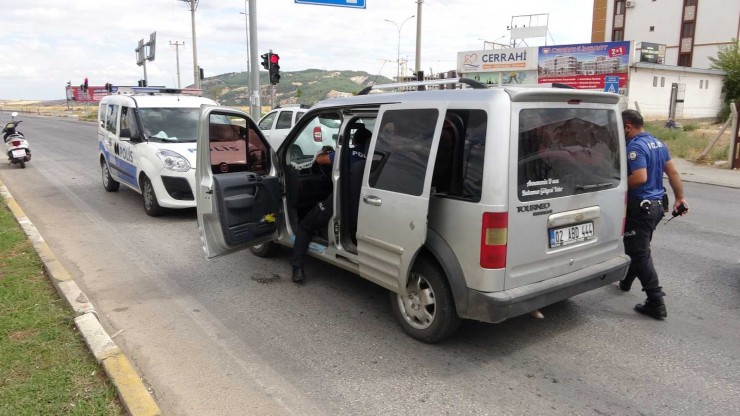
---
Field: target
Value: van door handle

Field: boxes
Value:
[363,195,382,206]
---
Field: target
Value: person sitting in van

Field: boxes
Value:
[290,125,372,283]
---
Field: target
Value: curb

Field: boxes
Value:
[0,182,161,416]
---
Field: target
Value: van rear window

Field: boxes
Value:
[518,108,620,202]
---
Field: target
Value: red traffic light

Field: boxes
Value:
[270,54,280,64]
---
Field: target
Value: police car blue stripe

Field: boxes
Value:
[99,142,138,188]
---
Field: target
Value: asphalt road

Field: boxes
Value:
[1,114,739,416]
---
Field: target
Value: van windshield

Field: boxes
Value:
[518,108,621,202]
[139,108,200,143]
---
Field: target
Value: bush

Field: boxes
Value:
[682,123,699,132]
[716,102,731,123]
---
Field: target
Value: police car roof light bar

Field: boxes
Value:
[357,77,488,95]
[129,86,203,96]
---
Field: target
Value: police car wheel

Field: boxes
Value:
[249,241,280,257]
[101,159,120,192]
[141,176,165,217]
[390,259,461,343]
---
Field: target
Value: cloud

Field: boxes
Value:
[1,0,593,100]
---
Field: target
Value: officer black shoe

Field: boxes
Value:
[634,300,667,320]
[618,279,633,292]
[291,267,305,284]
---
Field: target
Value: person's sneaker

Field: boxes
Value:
[618,279,633,292]
[634,300,667,320]
[291,267,305,284]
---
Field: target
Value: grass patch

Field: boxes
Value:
[0,202,123,415]
[644,121,729,163]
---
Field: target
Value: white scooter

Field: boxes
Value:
[3,112,31,168]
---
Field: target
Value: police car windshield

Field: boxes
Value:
[139,108,199,143]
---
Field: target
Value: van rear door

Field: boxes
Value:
[505,92,626,290]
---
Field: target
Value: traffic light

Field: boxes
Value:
[105,83,112,93]
[84,77,88,92]
[261,53,269,70]
[269,53,280,85]
[137,79,147,87]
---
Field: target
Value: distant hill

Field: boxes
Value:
[196,69,393,107]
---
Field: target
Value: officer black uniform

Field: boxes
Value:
[621,109,688,319]
[290,125,371,283]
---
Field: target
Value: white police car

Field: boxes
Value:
[97,88,218,216]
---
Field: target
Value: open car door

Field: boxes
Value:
[196,106,281,259]
[356,102,446,291]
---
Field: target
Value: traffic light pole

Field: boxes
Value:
[248,0,260,119]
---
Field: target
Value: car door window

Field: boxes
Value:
[369,109,437,196]
[276,111,293,129]
[258,112,277,130]
[288,113,341,162]
[120,106,140,140]
[209,114,270,175]
[106,104,119,134]
[431,110,487,202]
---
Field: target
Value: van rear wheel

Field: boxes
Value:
[390,259,461,343]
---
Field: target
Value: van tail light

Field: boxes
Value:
[480,212,508,269]
[11,140,22,147]
[621,192,627,236]
[313,126,322,142]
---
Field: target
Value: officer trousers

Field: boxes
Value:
[290,194,333,269]
[623,199,665,301]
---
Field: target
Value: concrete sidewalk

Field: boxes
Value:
[671,158,739,189]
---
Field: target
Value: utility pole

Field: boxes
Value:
[170,41,184,88]
[180,0,200,90]
[248,0,260,119]
[240,1,251,94]
[414,0,424,78]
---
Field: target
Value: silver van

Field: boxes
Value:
[194,79,630,342]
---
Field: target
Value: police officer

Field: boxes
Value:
[620,109,688,319]
[290,125,371,283]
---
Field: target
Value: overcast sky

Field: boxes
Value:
[2,0,595,100]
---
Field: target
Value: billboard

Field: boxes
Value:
[639,42,665,64]
[458,47,537,73]
[66,86,115,102]
[537,41,630,91]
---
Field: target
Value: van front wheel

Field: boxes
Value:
[249,241,279,257]
[101,159,120,192]
[390,259,461,343]
[141,176,165,217]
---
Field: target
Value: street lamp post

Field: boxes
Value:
[240,1,250,93]
[385,15,415,82]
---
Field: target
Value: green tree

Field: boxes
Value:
[709,39,740,104]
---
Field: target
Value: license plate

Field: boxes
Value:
[11,149,26,159]
[549,222,594,248]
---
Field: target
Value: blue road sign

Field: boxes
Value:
[295,0,366,8]
[604,75,619,93]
